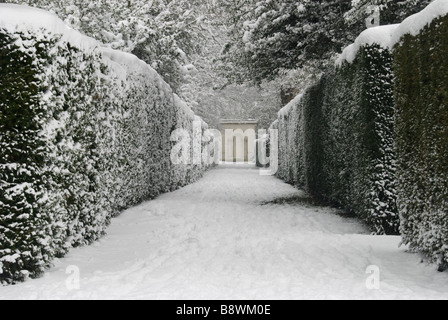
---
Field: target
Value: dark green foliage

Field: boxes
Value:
[303,77,327,200]
[275,2,448,266]
[0,27,208,284]
[276,43,399,235]
[0,30,60,283]
[394,15,448,268]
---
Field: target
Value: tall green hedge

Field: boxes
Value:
[0,26,208,284]
[275,43,398,235]
[275,1,448,269]
[0,30,59,283]
[394,15,448,269]
[319,44,398,235]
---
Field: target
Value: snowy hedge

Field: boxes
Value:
[0,5,209,284]
[393,3,448,269]
[275,26,399,235]
[276,94,304,186]
[322,43,398,234]
[275,0,448,267]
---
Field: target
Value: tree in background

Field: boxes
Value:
[5,0,209,93]
[220,0,434,103]
[220,0,354,84]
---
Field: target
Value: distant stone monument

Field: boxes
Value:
[220,120,258,163]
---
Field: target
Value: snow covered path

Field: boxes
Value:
[1,164,447,300]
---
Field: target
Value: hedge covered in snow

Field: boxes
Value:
[276,37,399,235]
[393,3,448,269]
[276,94,304,186]
[274,0,448,268]
[0,5,209,284]
[321,42,398,235]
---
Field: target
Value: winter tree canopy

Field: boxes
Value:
[220,0,433,84]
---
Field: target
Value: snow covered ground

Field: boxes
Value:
[1,164,447,300]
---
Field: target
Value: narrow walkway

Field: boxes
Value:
[1,164,447,299]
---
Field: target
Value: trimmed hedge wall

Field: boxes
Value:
[0,26,208,284]
[320,45,398,235]
[275,2,448,268]
[275,43,399,235]
[394,15,448,268]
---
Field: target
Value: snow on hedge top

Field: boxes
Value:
[278,93,303,118]
[0,4,98,50]
[391,0,448,45]
[336,24,399,66]
[337,0,448,66]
